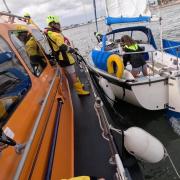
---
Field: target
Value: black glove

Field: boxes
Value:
[68,47,76,53]
[49,59,56,66]
[46,54,56,66]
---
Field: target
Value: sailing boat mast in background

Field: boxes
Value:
[93,0,98,32]
[2,0,11,13]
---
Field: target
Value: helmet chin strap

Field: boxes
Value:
[50,25,60,32]
[50,23,61,32]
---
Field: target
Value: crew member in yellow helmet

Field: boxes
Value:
[23,12,39,29]
[17,29,47,74]
[45,15,90,96]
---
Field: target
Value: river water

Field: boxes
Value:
[64,3,180,180]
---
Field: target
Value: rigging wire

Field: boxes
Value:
[2,0,11,13]
[164,149,180,179]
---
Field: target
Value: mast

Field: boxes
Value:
[93,0,98,32]
[2,0,11,13]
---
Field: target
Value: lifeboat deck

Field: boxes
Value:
[70,66,144,180]
[70,71,115,179]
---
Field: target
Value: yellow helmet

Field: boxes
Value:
[46,15,60,24]
[24,12,31,18]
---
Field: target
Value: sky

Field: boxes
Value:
[0,0,106,27]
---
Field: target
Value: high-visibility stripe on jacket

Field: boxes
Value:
[124,43,139,51]
[47,30,75,66]
[123,43,146,68]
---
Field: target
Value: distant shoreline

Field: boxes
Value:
[161,0,180,7]
[64,1,180,31]
[151,0,180,9]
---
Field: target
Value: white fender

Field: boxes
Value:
[99,77,115,105]
[124,127,165,163]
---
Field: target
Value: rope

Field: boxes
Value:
[164,148,180,179]
[76,52,126,115]
[94,103,110,141]
[109,126,122,135]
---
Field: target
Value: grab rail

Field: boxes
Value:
[117,44,180,56]
[116,44,180,77]
[0,11,27,23]
[14,68,59,180]
[45,98,63,180]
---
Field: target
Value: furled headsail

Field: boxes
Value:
[105,0,151,25]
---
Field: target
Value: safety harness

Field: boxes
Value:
[44,28,71,67]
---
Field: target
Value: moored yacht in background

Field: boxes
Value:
[86,0,180,121]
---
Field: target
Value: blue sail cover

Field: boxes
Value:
[91,50,112,71]
[104,0,151,25]
[163,39,180,58]
[106,16,151,25]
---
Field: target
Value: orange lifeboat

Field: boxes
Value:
[0,12,74,179]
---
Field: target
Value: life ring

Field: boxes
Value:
[107,54,124,78]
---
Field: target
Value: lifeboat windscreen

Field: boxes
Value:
[10,30,47,77]
[0,37,31,128]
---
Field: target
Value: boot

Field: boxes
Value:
[73,81,90,96]
[77,77,84,88]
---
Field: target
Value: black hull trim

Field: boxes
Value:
[87,65,168,90]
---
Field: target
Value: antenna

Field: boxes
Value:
[2,0,11,13]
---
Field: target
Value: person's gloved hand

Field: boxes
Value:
[49,59,56,66]
[68,47,76,53]
[74,47,79,51]
[46,54,56,66]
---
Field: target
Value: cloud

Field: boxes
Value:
[0,0,105,27]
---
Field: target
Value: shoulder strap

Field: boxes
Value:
[45,30,69,55]
[46,33,57,47]
[44,32,60,61]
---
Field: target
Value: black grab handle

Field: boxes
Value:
[45,98,63,180]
